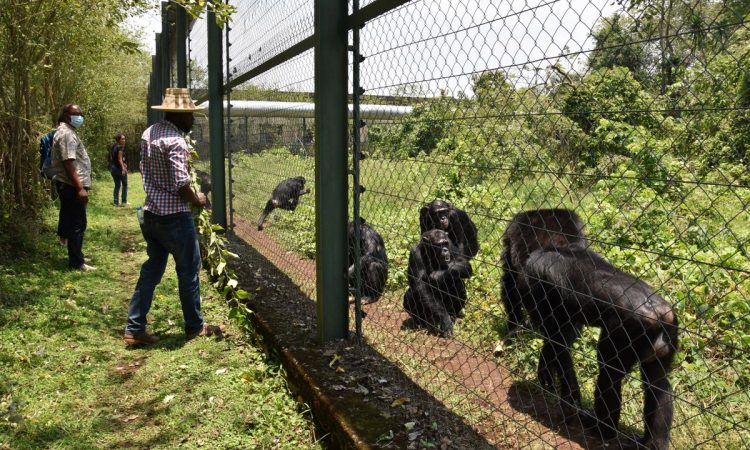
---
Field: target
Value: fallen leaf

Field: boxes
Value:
[178,365,188,370]
[240,373,254,383]
[215,367,228,375]
[123,414,139,423]
[353,384,369,395]
[162,394,176,404]
[335,366,345,373]
[404,421,416,430]
[331,384,346,391]
[391,397,410,407]
[408,430,423,441]
[328,353,341,368]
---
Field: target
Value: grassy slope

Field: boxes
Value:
[0,175,321,449]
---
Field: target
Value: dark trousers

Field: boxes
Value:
[56,181,88,268]
[111,169,128,205]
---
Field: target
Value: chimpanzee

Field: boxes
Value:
[501,209,678,450]
[501,208,586,337]
[419,199,479,261]
[347,219,388,304]
[257,176,310,230]
[403,229,472,337]
[195,169,212,196]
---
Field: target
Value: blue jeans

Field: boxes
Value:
[111,169,128,205]
[126,211,204,335]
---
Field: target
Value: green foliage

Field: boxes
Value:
[589,14,651,82]
[173,0,236,27]
[559,67,662,133]
[187,139,252,333]
[369,96,456,158]
[0,0,151,219]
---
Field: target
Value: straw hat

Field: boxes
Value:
[152,88,201,112]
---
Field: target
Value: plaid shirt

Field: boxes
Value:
[140,121,191,215]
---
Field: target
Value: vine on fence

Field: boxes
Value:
[187,139,252,331]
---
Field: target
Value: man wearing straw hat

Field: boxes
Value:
[124,88,224,345]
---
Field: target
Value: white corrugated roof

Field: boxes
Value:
[201,100,413,119]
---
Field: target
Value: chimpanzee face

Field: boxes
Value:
[434,208,450,231]
[422,230,451,266]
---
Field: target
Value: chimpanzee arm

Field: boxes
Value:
[452,209,479,259]
[447,256,472,279]
[407,246,430,289]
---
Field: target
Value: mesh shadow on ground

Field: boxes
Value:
[227,217,652,449]
[225,232,494,449]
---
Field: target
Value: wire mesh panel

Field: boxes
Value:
[353,0,750,448]
[188,15,209,99]
[186,14,211,190]
[225,0,317,299]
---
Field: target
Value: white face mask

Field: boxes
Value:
[70,115,84,128]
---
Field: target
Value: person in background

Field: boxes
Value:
[123,88,224,345]
[51,104,96,271]
[110,133,129,206]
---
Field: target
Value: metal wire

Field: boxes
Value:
[167,0,750,448]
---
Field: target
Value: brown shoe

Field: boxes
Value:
[186,324,226,340]
[123,331,160,345]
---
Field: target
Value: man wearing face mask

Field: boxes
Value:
[123,88,224,345]
[52,104,95,271]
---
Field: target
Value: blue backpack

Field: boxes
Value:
[39,130,55,179]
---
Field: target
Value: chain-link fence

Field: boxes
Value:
[174,0,750,447]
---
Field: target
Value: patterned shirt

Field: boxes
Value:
[52,123,92,188]
[140,120,191,216]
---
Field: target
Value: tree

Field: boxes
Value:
[0,0,151,215]
[588,14,651,82]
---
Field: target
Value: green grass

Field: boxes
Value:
[0,175,322,449]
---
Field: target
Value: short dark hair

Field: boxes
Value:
[58,104,74,124]
[115,133,125,142]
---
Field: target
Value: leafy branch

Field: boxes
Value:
[172,0,236,28]
[187,137,252,331]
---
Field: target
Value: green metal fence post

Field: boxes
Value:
[315,0,349,342]
[153,36,164,123]
[175,2,188,88]
[207,1,227,228]
[160,2,171,88]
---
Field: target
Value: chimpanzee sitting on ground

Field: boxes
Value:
[420,199,479,261]
[501,209,586,337]
[501,209,678,450]
[403,229,472,337]
[257,176,310,230]
[347,219,388,304]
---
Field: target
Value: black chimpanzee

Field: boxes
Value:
[501,209,678,450]
[501,209,586,337]
[257,176,310,230]
[347,219,388,304]
[195,169,212,196]
[419,199,479,261]
[403,229,472,337]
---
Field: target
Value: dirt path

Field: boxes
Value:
[233,215,630,449]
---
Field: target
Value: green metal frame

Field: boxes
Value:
[175,3,188,88]
[315,0,349,342]
[207,1,227,229]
